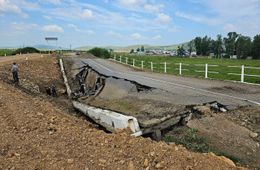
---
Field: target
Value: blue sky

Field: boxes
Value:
[0,0,259,48]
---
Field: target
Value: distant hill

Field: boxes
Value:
[76,42,189,52]
[33,45,69,51]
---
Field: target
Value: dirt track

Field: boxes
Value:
[0,54,246,169]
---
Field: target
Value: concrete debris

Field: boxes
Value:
[143,159,149,167]
[204,101,228,112]
[193,101,228,116]
[67,159,74,164]
[155,162,164,169]
[128,161,135,170]
[249,132,258,138]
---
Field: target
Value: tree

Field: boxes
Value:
[88,47,110,59]
[194,37,202,55]
[252,35,260,59]
[236,35,251,59]
[130,49,134,54]
[136,48,140,52]
[14,47,40,54]
[215,34,223,58]
[188,40,194,56]
[141,46,145,52]
[224,32,239,57]
[177,45,185,56]
[201,36,211,56]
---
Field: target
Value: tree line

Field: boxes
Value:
[189,32,260,59]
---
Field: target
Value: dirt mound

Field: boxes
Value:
[0,79,243,170]
[187,114,260,168]
[0,54,65,95]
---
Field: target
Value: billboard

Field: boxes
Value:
[45,37,58,41]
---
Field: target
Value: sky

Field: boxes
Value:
[0,0,259,48]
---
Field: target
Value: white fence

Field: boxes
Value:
[113,55,260,84]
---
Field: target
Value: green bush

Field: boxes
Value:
[14,47,40,55]
[0,49,14,56]
[88,47,110,59]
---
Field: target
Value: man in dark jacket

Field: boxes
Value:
[11,62,19,84]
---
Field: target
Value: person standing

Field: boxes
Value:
[11,62,19,84]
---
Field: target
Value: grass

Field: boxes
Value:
[163,127,241,164]
[163,127,210,153]
[113,54,260,84]
[0,49,14,56]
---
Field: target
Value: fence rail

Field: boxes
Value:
[113,55,260,84]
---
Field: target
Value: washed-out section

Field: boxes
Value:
[62,58,228,138]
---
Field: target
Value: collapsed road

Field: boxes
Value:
[61,53,260,139]
[65,54,260,109]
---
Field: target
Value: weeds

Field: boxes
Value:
[163,127,241,163]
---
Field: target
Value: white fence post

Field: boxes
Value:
[141,61,144,69]
[205,63,208,78]
[126,57,128,65]
[133,59,135,67]
[151,62,153,71]
[164,62,167,73]
[241,65,245,83]
[114,55,116,61]
[119,56,122,63]
[179,63,182,75]
[5,53,6,57]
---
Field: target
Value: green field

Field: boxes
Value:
[113,54,260,84]
[0,49,14,56]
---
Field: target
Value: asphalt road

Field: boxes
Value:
[70,56,260,109]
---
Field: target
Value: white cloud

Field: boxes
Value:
[175,11,219,25]
[144,4,163,13]
[42,24,64,33]
[0,0,26,17]
[11,22,38,32]
[118,0,164,14]
[205,0,260,17]
[68,24,95,35]
[43,15,52,20]
[223,23,237,32]
[131,32,142,40]
[107,31,123,38]
[68,24,80,31]
[176,0,260,35]
[152,35,162,40]
[81,9,93,19]
[41,0,61,5]
[155,13,171,23]
[86,30,95,35]
[118,0,146,8]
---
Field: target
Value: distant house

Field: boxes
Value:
[190,51,197,56]
[230,55,237,59]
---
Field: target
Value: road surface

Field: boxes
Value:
[69,56,260,109]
